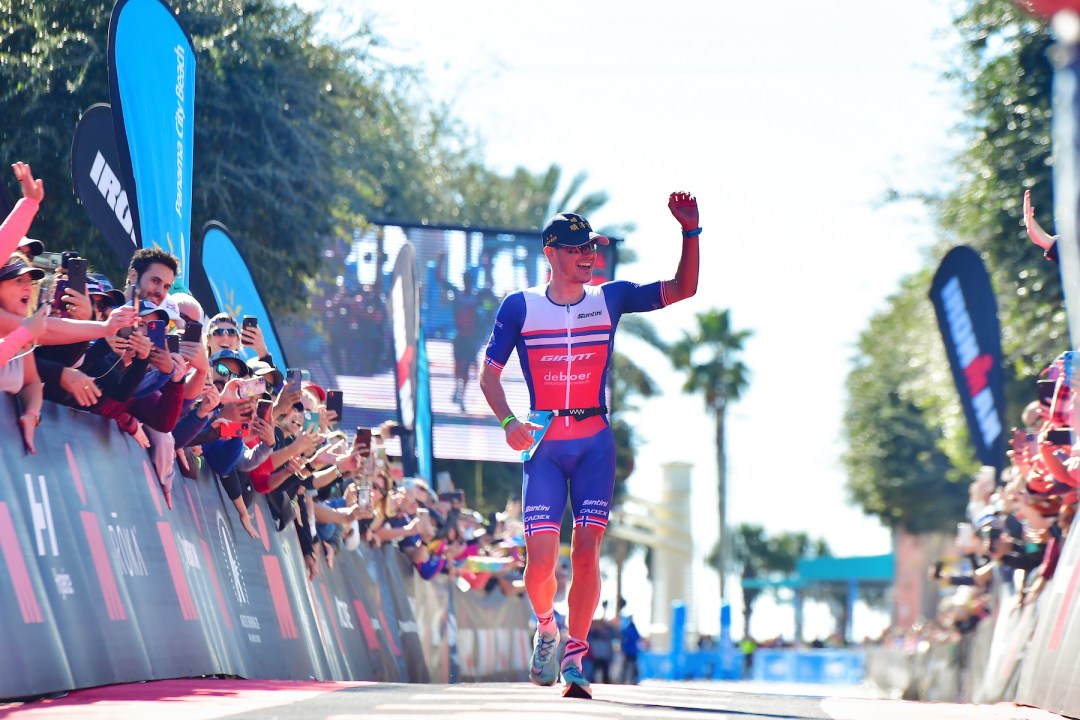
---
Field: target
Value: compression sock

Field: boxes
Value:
[562,636,589,670]
[536,609,557,636]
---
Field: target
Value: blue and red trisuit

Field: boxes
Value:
[484,280,669,537]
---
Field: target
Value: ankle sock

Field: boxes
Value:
[536,610,557,635]
[562,636,588,670]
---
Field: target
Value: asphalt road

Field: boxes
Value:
[0,679,1069,720]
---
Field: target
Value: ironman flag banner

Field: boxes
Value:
[108,0,195,283]
[71,104,139,268]
[929,245,1007,472]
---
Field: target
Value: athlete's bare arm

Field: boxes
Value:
[662,191,700,304]
[479,362,540,452]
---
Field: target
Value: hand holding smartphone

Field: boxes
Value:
[354,426,372,456]
[241,316,258,346]
[218,420,249,439]
[325,389,343,424]
[146,320,167,350]
[182,321,203,343]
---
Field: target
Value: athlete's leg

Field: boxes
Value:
[566,524,604,641]
[561,428,615,695]
[524,532,561,614]
[521,439,569,611]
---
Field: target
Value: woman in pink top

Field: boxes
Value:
[1,162,43,260]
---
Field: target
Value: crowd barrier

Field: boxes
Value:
[866,526,1080,717]
[0,398,530,699]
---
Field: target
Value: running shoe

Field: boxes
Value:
[561,663,592,699]
[529,629,560,686]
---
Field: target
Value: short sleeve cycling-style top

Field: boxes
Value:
[484,280,668,440]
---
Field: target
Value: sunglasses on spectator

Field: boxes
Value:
[211,327,239,337]
[214,362,239,379]
[558,241,598,255]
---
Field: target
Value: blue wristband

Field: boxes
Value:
[682,227,702,238]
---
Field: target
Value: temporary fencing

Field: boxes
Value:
[867,524,1080,716]
[0,397,529,699]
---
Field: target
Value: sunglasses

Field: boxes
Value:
[558,241,598,255]
[211,327,239,337]
[214,362,239,379]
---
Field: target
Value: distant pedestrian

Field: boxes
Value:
[620,615,642,684]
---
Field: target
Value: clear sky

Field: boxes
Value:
[296,0,965,639]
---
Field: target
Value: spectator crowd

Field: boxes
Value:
[0,160,529,597]
[909,189,1080,646]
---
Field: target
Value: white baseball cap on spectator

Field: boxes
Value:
[168,291,204,325]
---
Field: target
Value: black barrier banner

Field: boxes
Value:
[929,246,1007,471]
[389,241,420,475]
[108,0,196,283]
[0,396,539,700]
[0,399,434,698]
[71,104,139,266]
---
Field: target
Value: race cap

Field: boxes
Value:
[136,300,170,321]
[18,237,44,257]
[247,359,284,388]
[0,254,44,283]
[209,349,251,377]
[86,274,126,307]
[541,212,610,248]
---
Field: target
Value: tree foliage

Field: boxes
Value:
[844,0,1064,531]
[671,308,751,598]
[843,273,972,533]
[713,524,829,638]
[0,0,614,314]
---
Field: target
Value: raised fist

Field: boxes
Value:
[668,191,699,232]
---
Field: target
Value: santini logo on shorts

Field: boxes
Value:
[540,352,596,362]
[576,310,602,319]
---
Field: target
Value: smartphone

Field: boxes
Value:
[241,315,257,345]
[1047,428,1074,446]
[218,420,249,439]
[285,368,302,393]
[1038,377,1057,405]
[65,258,88,297]
[181,320,203,343]
[354,427,372,456]
[165,334,180,354]
[51,279,70,317]
[1065,351,1079,389]
[257,398,274,421]
[354,485,372,512]
[146,320,167,350]
[303,410,321,433]
[117,325,134,340]
[301,369,311,382]
[325,389,343,422]
[238,377,267,399]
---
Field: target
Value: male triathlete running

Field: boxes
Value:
[479,192,700,698]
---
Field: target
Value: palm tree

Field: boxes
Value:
[712,525,830,639]
[671,308,752,601]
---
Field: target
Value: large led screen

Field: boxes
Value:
[276,222,618,463]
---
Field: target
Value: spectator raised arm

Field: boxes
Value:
[0,163,43,261]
